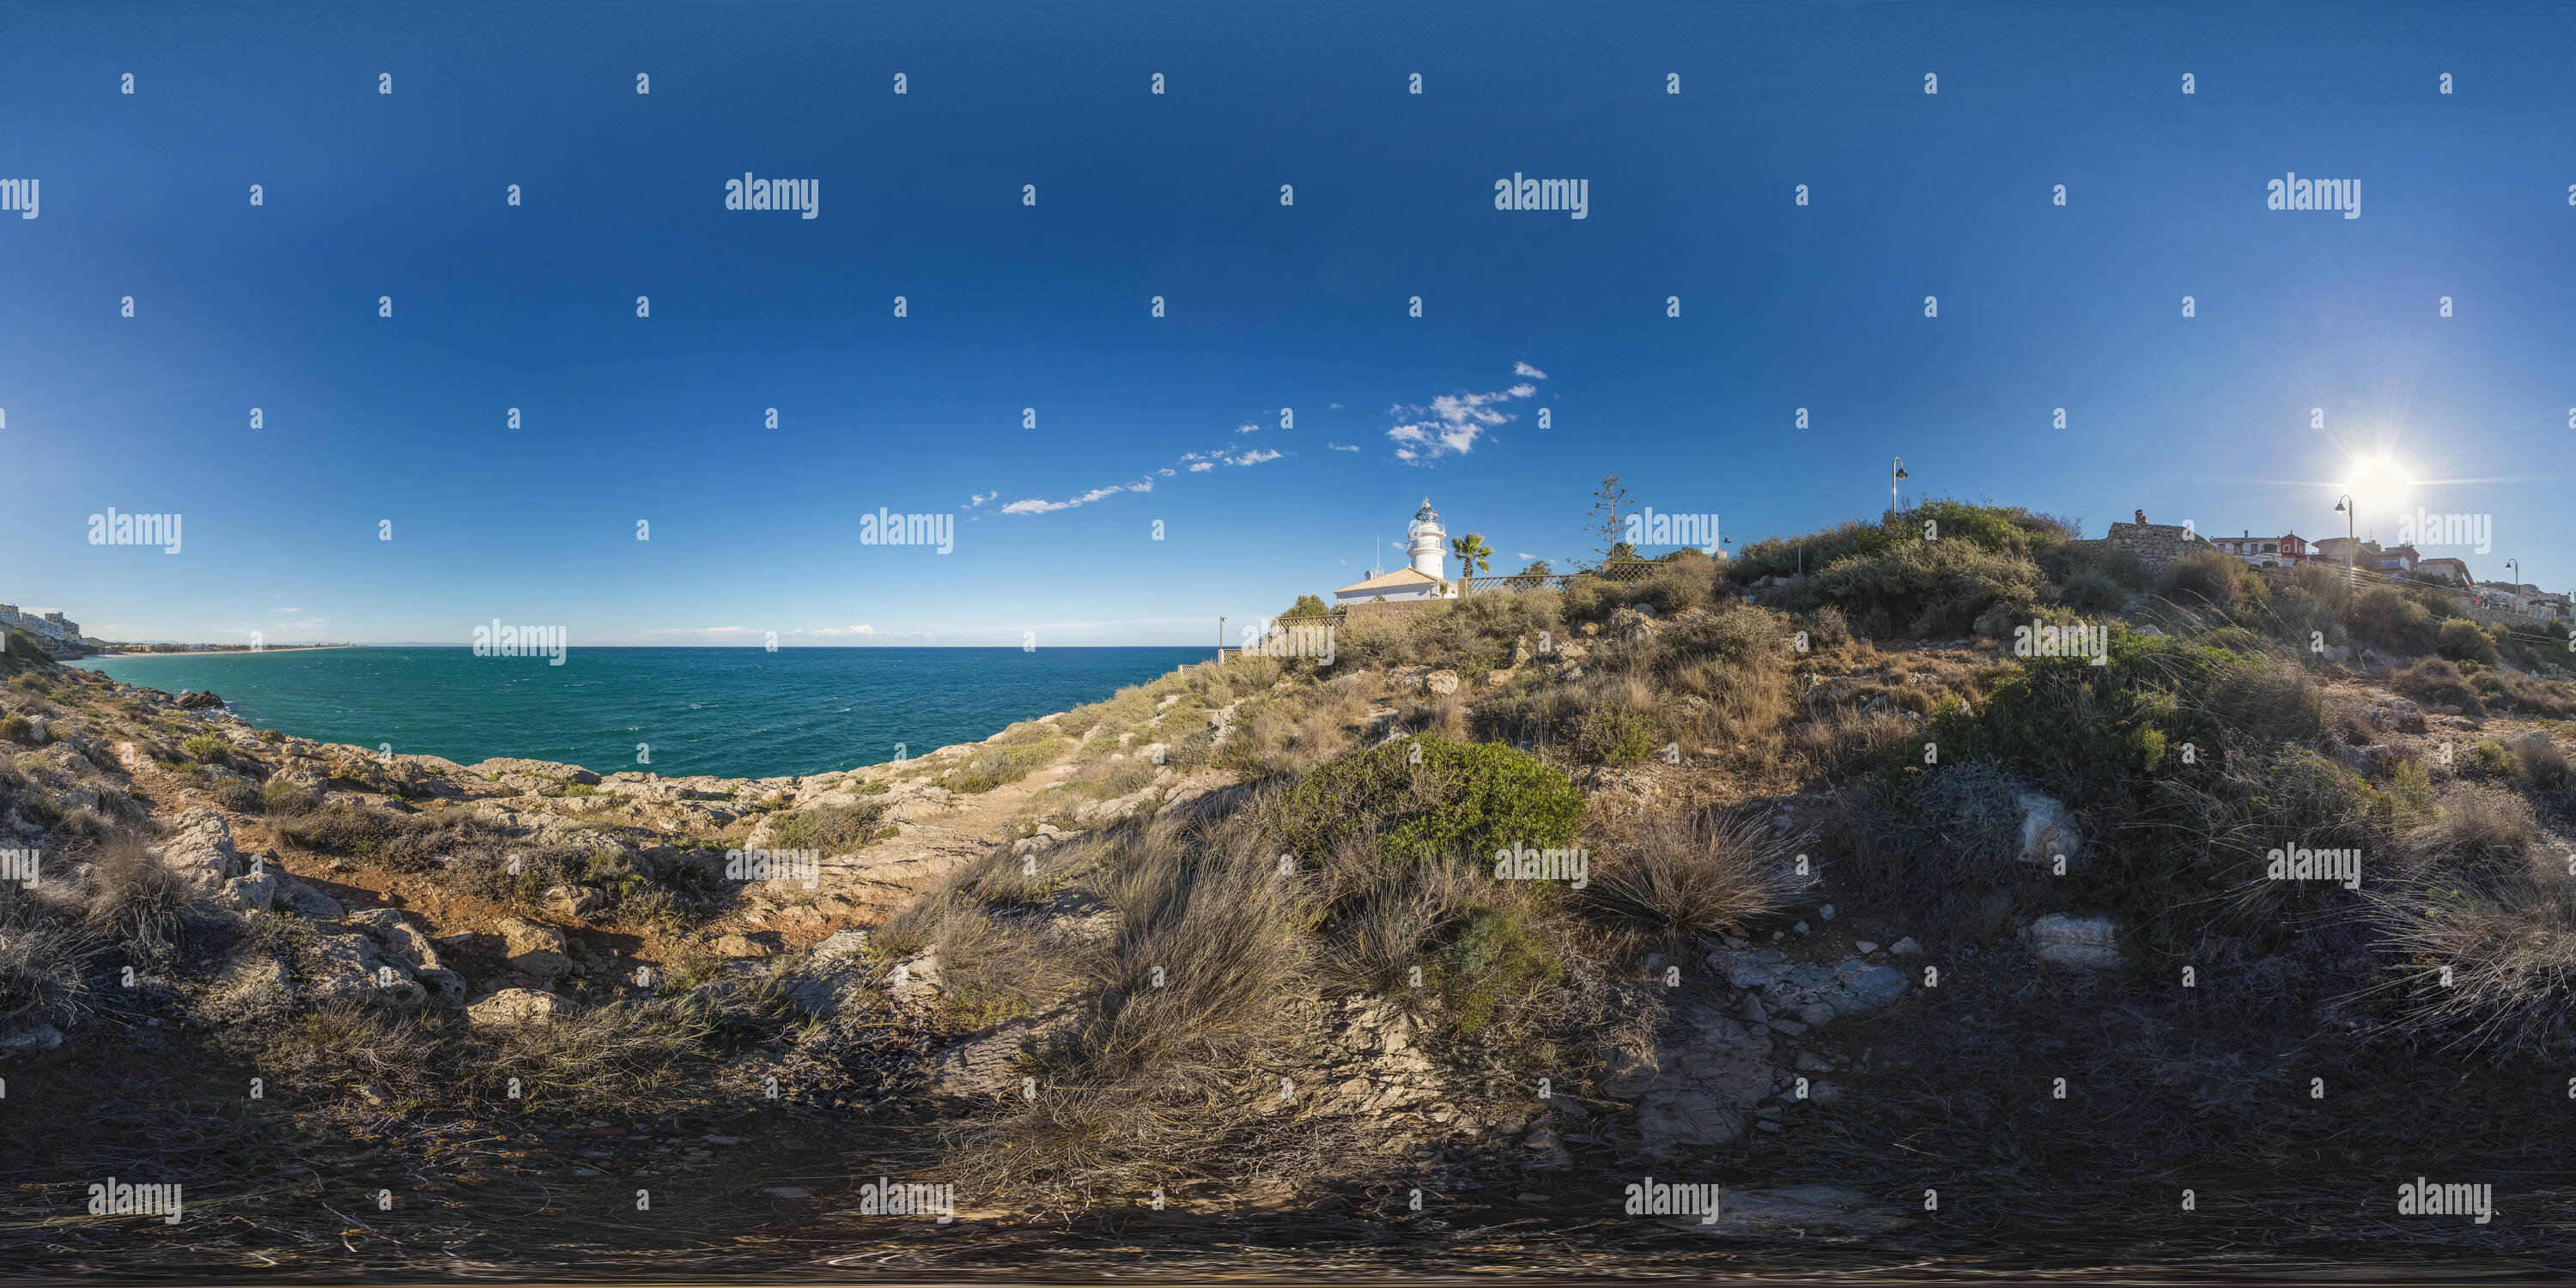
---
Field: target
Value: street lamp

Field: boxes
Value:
[2332,494,2354,579]
[1892,458,1910,514]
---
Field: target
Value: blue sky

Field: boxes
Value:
[3,1,2568,646]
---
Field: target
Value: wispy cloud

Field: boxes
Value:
[964,491,996,508]
[1236,422,1260,434]
[1386,362,1546,463]
[1326,441,1360,452]
[1004,441,1280,514]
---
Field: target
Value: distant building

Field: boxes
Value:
[2413,557,2474,587]
[1335,498,1457,613]
[2370,544,2421,576]
[2213,531,2317,568]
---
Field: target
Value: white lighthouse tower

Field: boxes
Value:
[1407,498,1449,581]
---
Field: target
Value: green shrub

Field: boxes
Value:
[1279,737,1584,869]
[2345,587,2440,657]
[2156,548,2264,615]
[2057,569,2129,613]
[2435,617,2499,665]
[1434,905,1560,1036]
[179,733,231,765]
[260,775,322,815]
[1811,538,2048,639]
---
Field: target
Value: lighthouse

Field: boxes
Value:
[1406,498,1448,580]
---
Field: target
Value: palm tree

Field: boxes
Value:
[1450,532,1493,592]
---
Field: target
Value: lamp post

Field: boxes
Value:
[2332,494,2354,581]
[1891,458,1910,514]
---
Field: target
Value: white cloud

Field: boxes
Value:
[280,607,301,613]
[1236,422,1260,434]
[1327,441,1360,452]
[1328,401,1343,409]
[1382,361,1549,462]
[965,491,996,508]
[1004,440,1280,514]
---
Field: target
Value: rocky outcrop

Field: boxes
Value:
[154,807,243,890]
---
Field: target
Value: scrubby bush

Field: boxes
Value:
[179,733,231,765]
[260,775,323,815]
[2345,587,2441,657]
[0,714,30,744]
[1589,808,1802,942]
[1279,737,1583,869]
[2436,617,2499,665]
[271,800,394,857]
[1433,905,1558,1036]
[940,735,1070,795]
[1811,538,2048,639]
[2156,548,2264,615]
[2057,569,2129,613]
[768,800,890,854]
[2392,658,2486,717]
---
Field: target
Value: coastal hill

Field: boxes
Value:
[3,501,2574,1268]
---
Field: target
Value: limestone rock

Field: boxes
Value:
[545,884,605,920]
[221,871,278,912]
[494,915,570,977]
[2016,793,2080,868]
[2026,913,2121,969]
[276,878,344,920]
[468,987,574,1027]
[1423,670,1461,696]
[155,808,241,890]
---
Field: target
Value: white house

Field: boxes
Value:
[1335,499,1457,607]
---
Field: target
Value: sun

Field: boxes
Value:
[2342,454,2415,514]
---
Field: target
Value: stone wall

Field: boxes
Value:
[2101,521,2211,571]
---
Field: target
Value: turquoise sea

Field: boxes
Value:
[71,646,1214,780]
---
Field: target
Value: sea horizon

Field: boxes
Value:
[73,644,1216,780]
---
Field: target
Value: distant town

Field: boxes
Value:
[1,603,348,659]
